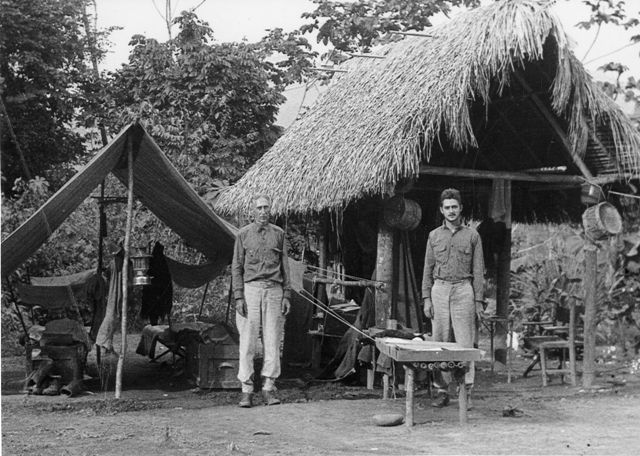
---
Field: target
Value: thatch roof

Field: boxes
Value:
[217,0,640,216]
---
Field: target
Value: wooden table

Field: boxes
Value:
[375,338,482,426]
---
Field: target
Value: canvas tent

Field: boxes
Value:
[2,122,237,278]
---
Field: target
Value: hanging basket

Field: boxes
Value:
[581,202,622,241]
[383,196,422,231]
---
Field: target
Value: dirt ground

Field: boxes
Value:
[2,333,640,456]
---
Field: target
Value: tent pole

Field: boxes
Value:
[198,281,210,319]
[115,137,134,399]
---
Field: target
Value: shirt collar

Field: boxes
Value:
[441,221,464,233]
[254,222,269,233]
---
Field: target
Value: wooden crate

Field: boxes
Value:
[190,342,241,390]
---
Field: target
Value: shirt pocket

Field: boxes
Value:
[266,247,281,266]
[455,245,472,271]
[246,248,260,265]
[434,244,448,262]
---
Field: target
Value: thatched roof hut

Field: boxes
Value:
[216,0,640,217]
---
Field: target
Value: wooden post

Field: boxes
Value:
[317,212,329,305]
[403,365,414,427]
[115,137,134,399]
[375,214,393,328]
[582,244,598,387]
[495,181,512,365]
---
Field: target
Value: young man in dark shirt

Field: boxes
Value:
[422,188,485,408]
[232,195,291,407]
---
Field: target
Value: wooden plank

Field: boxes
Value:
[375,339,482,362]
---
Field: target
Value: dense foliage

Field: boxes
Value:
[0,0,116,194]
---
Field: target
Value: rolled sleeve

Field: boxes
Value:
[472,231,485,301]
[421,234,436,299]
[280,233,292,300]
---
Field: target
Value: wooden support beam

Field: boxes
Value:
[582,244,598,387]
[419,165,582,183]
[375,215,394,329]
[513,72,594,180]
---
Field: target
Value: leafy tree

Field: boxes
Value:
[577,0,640,120]
[101,12,316,199]
[0,0,113,194]
[299,0,480,57]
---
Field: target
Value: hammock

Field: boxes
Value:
[165,257,228,289]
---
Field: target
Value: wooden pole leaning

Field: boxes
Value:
[115,136,134,399]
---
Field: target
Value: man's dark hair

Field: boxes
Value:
[440,188,462,206]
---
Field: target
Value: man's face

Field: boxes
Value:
[440,198,462,224]
[253,197,271,226]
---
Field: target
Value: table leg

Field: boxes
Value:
[382,373,389,399]
[367,349,376,390]
[458,376,468,425]
[490,322,495,374]
[403,365,414,427]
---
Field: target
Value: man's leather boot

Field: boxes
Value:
[262,389,281,406]
[239,392,252,408]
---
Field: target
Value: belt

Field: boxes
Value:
[435,278,471,284]
[245,280,281,288]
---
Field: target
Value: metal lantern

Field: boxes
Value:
[131,246,152,286]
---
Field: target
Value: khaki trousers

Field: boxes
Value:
[431,279,476,388]
[236,281,284,393]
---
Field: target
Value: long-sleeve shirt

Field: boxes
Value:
[231,222,291,300]
[421,223,484,301]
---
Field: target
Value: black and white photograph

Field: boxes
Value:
[1,0,639,454]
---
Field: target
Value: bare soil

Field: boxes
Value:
[3,334,640,456]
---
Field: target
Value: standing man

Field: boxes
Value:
[232,195,291,408]
[422,188,484,408]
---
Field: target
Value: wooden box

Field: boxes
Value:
[190,341,241,390]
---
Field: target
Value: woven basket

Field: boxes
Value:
[581,202,622,241]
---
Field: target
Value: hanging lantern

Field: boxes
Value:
[131,246,152,286]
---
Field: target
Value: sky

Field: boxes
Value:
[95,0,640,125]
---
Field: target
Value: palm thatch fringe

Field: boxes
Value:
[216,0,640,217]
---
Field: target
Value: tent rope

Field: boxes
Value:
[298,289,374,341]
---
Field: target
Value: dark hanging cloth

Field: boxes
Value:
[140,242,173,325]
[392,231,424,333]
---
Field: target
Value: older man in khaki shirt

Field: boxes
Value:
[232,195,291,408]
